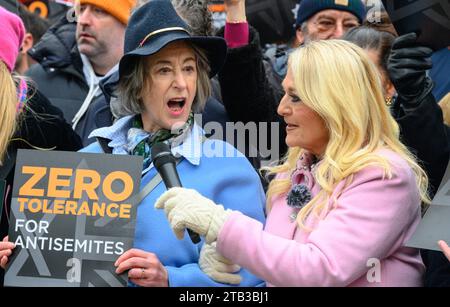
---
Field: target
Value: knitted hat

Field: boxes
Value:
[79,0,136,25]
[0,6,25,72]
[296,0,366,28]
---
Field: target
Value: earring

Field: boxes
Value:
[385,96,393,106]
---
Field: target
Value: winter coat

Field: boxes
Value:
[216,26,287,160]
[217,150,424,286]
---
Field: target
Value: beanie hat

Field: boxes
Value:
[79,0,137,25]
[0,6,25,72]
[295,0,366,28]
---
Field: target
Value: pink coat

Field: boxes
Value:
[217,149,425,286]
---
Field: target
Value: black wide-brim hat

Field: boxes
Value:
[119,0,227,79]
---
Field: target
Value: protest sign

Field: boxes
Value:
[408,160,450,251]
[4,149,143,287]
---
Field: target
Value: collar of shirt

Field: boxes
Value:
[89,115,203,173]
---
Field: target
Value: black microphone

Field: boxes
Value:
[152,142,201,244]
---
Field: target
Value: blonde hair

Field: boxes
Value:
[438,93,450,126]
[264,40,429,230]
[0,61,17,165]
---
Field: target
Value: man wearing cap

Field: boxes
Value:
[218,0,365,159]
[26,0,136,145]
[295,0,365,44]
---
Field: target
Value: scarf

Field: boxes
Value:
[127,112,194,169]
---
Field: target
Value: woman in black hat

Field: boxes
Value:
[82,0,265,287]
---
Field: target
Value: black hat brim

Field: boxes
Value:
[119,31,227,79]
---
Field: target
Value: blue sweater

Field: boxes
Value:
[81,129,266,287]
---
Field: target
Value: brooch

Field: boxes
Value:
[286,184,312,222]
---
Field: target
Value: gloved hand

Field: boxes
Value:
[199,242,242,285]
[155,187,233,243]
[387,32,433,107]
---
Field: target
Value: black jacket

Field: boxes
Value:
[392,89,450,197]
[27,16,86,123]
[0,86,82,285]
[217,26,287,160]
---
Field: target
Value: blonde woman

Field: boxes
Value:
[156,40,430,286]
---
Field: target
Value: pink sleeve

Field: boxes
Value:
[224,22,249,48]
[217,163,421,286]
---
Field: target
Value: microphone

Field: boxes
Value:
[152,142,201,244]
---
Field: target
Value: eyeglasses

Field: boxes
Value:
[312,19,360,34]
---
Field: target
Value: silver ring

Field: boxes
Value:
[141,268,145,278]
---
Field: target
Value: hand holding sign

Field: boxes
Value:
[0,236,15,270]
[4,149,143,287]
[114,248,169,287]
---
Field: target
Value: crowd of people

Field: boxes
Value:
[1,0,450,287]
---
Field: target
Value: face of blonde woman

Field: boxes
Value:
[277,67,329,156]
[140,41,197,132]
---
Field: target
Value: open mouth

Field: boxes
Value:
[167,98,186,115]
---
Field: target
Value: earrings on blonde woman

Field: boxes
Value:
[385,96,393,106]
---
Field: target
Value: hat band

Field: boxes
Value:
[139,27,189,48]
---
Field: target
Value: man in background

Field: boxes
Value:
[27,0,136,145]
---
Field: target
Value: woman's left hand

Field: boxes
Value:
[438,240,450,262]
[115,248,168,287]
[155,187,232,243]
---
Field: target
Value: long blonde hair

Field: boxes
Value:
[0,61,17,165]
[264,40,429,230]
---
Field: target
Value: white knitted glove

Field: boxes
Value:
[199,242,242,285]
[155,187,232,243]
